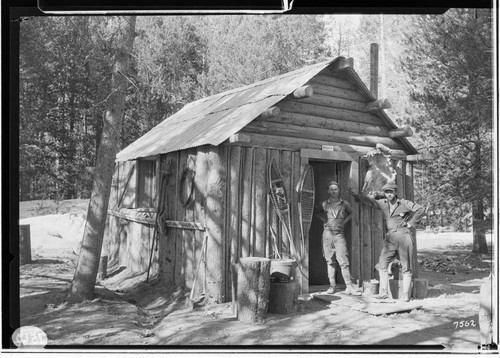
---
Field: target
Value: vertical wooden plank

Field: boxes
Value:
[265,149,271,259]
[229,146,242,264]
[394,160,404,198]
[174,150,187,286]
[121,161,137,208]
[298,155,310,294]
[223,147,232,301]
[159,152,178,287]
[227,145,242,301]
[290,151,306,293]
[340,161,357,282]
[194,146,209,292]
[268,150,281,256]
[241,147,253,258]
[206,145,227,303]
[253,147,267,257]
[291,152,301,260]
[280,150,293,256]
[178,151,194,290]
[372,208,384,280]
[405,161,418,278]
[349,161,361,282]
[360,157,372,284]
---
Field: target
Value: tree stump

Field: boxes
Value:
[268,281,299,314]
[19,224,32,265]
[237,257,271,323]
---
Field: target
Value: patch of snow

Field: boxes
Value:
[19,213,86,251]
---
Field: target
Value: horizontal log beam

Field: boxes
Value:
[406,153,434,162]
[260,106,281,119]
[309,73,357,91]
[261,111,389,137]
[232,131,408,159]
[347,57,354,68]
[229,133,252,143]
[297,93,367,112]
[388,126,413,138]
[365,98,392,113]
[306,80,368,102]
[328,57,349,72]
[278,100,383,127]
[165,220,205,231]
[108,208,156,225]
[243,121,402,150]
[293,85,314,99]
[300,148,358,162]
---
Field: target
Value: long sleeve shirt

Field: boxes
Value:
[374,198,425,231]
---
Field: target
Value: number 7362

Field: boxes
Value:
[453,320,476,329]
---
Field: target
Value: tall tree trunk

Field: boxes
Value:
[68,16,137,303]
[472,198,488,254]
[472,141,488,254]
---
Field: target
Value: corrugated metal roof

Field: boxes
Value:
[116,57,418,161]
[116,58,342,161]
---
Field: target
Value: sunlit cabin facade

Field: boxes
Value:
[104,57,421,303]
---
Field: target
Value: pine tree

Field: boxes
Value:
[401,9,493,253]
[68,16,137,303]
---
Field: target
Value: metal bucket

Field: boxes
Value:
[363,279,380,296]
[270,258,297,280]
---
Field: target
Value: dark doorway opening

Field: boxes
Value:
[308,160,352,287]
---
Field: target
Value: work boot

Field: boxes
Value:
[341,267,362,296]
[375,269,389,299]
[400,273,413,302]
[327,264,336,294]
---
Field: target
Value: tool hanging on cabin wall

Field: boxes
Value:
[146,163,170,282]
[179,155,196,207]
[146,158,175,282]
[268,158,297,258]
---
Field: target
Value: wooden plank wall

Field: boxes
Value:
[105,160,137,270]
[154,145,304,302]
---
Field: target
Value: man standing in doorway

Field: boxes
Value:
[317,181,361,295]
[349,182,425,302]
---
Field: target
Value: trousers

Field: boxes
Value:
[378,227,414,274]
[322,229,350,269]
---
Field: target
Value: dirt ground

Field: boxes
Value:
[15,200,495,353]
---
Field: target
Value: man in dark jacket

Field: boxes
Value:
[349,182,424,301]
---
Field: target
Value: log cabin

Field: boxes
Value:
[103,54,423,303]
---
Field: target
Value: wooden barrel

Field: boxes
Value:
[268,281,299,314]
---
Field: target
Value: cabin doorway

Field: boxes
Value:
[308,160,352,289]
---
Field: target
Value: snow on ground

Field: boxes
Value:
[19,214,86,251]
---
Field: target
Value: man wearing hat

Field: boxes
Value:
[316,181,361,295]
[349,181,424,302]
